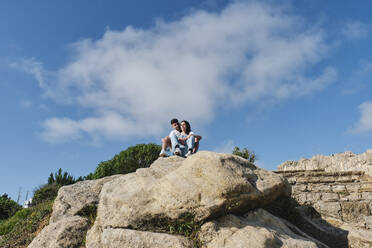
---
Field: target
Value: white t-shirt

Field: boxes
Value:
[169,129,182,138]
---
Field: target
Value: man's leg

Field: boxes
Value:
[170,132,182,156]
[159,136,170,157]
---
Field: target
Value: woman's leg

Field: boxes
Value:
[185,136,195,157]
[186,136,195,150]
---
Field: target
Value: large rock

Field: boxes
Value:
[30,151,295,248]
[28,216,88,248]
[198,208,326,248]
[87,151,288,247]
[51,175,121,223]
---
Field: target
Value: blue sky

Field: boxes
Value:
[1,0,372,202]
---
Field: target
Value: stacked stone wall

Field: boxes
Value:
[275,170,372,230]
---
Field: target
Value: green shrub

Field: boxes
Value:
[0,194,22,220]
[32,169,81,206]
[32,183,60,206]
[0,209,30,235]
[0,200,53,247]
[232,147,256,163]
[89,143,161,179]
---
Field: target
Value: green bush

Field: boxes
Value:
[0,200,53,247]
[88,143,161,179]
[0,194,22,220]
[32,169,81,206]
[31,183,60,206]
[0,208,30,235]
[232,147,256,163]
[47,168,81,185]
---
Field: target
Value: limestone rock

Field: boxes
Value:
[100,228,193,248]
[198,208,326,248]
[28,216,88,248]
[51,175,121,223]
[87,151,288,247]
[278,149,372,176]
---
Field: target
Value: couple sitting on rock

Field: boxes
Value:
[159,118,202,157]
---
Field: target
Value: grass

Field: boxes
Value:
[0,200,53,248]
[167,213,202,247]
[75,204,97,225]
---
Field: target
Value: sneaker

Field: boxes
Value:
[174,147,182,156]
[159,151,167,157]
[185,150,192,157]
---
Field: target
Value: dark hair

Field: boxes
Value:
[181,120,191,134]
[170,118,179,125]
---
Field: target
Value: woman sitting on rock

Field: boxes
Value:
[179,120,202,157]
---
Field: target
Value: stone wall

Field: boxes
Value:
[275,169,372,229]
[276,150,372,247]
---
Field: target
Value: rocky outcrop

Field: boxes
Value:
[29,151,323,248]
[276,149,372,248]
[87,151,290,247]
[278,149,372,176]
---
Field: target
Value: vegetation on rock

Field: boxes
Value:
[232,146,256,163]
[76,204,98,247]
[168,213,202,247]
[86,143,161,179]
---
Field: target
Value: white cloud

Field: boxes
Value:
[350,101,372,134]
[19,1,336,143]
[42,117,82,143]
[11,58,45,88]
[341,20,370,40]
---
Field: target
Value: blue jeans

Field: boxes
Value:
[170,133,195,156]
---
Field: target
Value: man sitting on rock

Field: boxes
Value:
[159,118,182,157]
